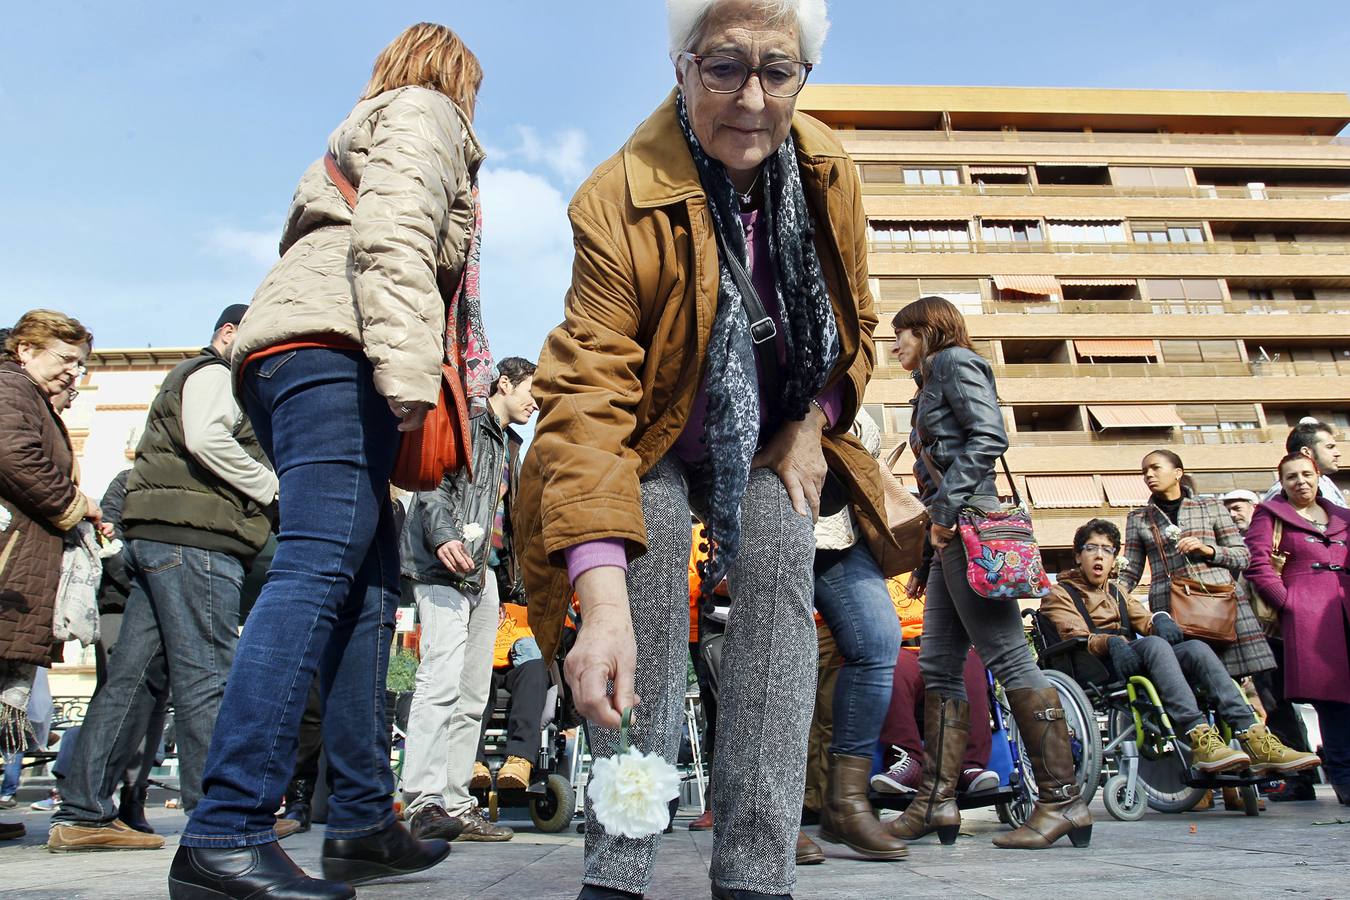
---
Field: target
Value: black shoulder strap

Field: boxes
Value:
[1106,583,1136,640]
[712,224,781,407]
[1062,582,1128,637]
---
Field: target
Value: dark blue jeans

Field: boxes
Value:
[813,543,902,756]
[1313,700,1350,785]
[53,539,242,823]
[181,347,401,848]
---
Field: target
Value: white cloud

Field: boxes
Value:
[204,224,280,267]
[476,166,574,362]
[489,125,591,185]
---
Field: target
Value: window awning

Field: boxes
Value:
[969,165,1028,176]
[992,274,1059,296]
[1059,278,1137,287]
[1037,161,1109,168]
[1026,475,1103,509]
[1046,217,1126,223]
[1074,339,1157,358]
[1088,405,1185,430]
[1101,474,1152,508]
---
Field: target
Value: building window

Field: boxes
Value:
[1144,279,1225,314]
[1134,223,1205,243]
[1047,220,1127,243]
[862,165,960,186]
[1160,340,1243,363]
[903,168,960,186]
[871,221,970,246]
[1109,166,1191,188]
[1247,289,1275,302]
[980,220,1043,243]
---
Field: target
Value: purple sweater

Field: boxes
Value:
[565,209,841,584]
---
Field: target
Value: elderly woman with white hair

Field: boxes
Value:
[514,1,905,897]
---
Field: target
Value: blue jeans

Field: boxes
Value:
[813,543,902,756]
[2,751,21,796]
[1313,701,1350,785]
[181,348,401,848]
[53,539,244,823]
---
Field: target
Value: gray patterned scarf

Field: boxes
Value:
[676,92,839,593]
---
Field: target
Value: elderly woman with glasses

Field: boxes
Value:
[514,2,904,897]
[1,310,107,756]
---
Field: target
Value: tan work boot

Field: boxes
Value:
[1237,722,1323,775]
[470,761,492,791]
[496,756,533,790]
[819,753,908,859]
[48,819,165,852]
[992,687,1092,850]
[887,693,968,845]
[275,817,302,839]
[1187,723,1251,774]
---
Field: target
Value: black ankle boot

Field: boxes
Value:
[281,779,314,833]
[168,843,353,899]
[321,820,450,885]
[118,784,154,834]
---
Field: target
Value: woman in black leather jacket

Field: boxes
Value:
[883,296,1091,851]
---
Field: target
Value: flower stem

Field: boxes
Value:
[619,706,633,754]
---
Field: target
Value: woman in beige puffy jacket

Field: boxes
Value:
[172,24,483,899]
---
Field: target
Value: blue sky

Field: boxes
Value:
[1,1,1346,363]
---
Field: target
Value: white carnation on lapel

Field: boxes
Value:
[588,746,681,839]
[461,523,485,543]
[1163,524,1182,542]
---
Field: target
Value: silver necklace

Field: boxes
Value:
[737,170,763,208]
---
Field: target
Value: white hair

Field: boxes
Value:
[667,0,830,64]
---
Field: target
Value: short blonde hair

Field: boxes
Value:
[4,309,92,360]
[362,22,483,120]
[667,0,830,63]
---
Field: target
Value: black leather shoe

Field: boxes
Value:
[281,779,314,833]
[710,886,791,900]
[409,803,464,841]
[321,820,450,885]
[168,842,353,899]
[577,886,643,899]
[118,784,154,834]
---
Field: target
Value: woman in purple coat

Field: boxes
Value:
[1245,452,1350,805]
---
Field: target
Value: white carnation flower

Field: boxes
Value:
[98,538,124,559]
[0,506,10,531]
[1163,524,1183,542]
[588,746,681,839]
[461,523,485,543]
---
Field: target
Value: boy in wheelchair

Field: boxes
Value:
[1040,519,1318,777]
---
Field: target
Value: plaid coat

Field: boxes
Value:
[1119,490,1276,677]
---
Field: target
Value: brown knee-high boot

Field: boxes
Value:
[993,686,1093,850]
[819,754,909,859]
[886,693,968,845]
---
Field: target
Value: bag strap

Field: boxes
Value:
[711,224,781,409]
[916,444,1022,508]
[1146,515,1179,582]
[324,152,359,209]
[1272,518,1283,554]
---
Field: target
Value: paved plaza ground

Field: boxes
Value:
[3,786,1349,899]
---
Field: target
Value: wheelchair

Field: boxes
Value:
[472,652,585,833]
[870,666,1100,831]
[1024,608,1264,821]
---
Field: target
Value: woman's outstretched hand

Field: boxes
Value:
[566,566,639,731]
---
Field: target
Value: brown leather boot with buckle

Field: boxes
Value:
[818,753,908,859]
[992,687,1092,850]
[887,693,968,846]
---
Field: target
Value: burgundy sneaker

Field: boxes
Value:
[870,748,921,794]
[958,767,1000,794]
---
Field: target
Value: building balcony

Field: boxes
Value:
[990,359,1350,379]
[1002,428,1277,448]
[973,297,1350,316]
[867,238,1350,257]
[860,182,1350,201]
[842,129,1350,149]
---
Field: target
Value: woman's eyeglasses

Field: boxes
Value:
[679,52,812,98]
[43,347,88,375]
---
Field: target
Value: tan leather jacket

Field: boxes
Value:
[1040,568,1158,657]
[232,86,484,408]
[514,91,900,660]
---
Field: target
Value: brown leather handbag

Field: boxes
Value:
[1251,519,1285,634]
[1148,519,1237,646]
[881,443,931,574]
[322,153,472,491]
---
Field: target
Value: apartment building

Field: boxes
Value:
[798,85,1350,569]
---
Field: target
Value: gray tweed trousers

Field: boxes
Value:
[583,456,818,896]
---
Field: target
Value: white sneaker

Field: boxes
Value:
[30,790,59,812]
[0,794,16,809]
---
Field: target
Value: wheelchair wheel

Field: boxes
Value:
[1102,773,1147,822]
[1108,709,1205,814]
[1239,783,1260,817]
[530,773,578,833]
